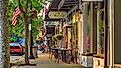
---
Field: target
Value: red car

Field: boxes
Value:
[10,43,24,55]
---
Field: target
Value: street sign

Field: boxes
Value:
[82,0,103,1]
[29,24,31,31]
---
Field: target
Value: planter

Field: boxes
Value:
[52,36,58,41]
[52,34,63,41]
[81,53,93,68]
[55,34,63,40]
[93,54,104,68]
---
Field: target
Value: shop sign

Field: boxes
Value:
[82,0,103,1]
[72,12,81,23]
[47,34,52,37]
[48,11,67,19]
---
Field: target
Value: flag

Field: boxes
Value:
[42,7,48,17]
[12,7,21,26]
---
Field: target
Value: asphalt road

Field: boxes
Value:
[10,54,25,63]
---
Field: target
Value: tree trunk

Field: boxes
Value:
[3,0,10,68]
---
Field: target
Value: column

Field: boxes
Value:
[81,2,88,54]
[97,3,101,54]
[90,2,97,54]
[109,0,114,67]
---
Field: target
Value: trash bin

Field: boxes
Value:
[33,46,38,58]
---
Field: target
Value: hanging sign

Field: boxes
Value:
[82,0,103,1]
[47,34,52,37]
[48,11,67,19]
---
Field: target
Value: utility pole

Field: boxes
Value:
[29,0,35,59]
[24,0,29,64]
[0,0,5,68]
[3,0,10,68]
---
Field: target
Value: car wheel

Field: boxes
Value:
[19,52,23,56]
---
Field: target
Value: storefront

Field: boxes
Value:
[114,0,121,67]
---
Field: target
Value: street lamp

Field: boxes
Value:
[29,0,35,59]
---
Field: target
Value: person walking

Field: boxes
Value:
[73,46,78,64]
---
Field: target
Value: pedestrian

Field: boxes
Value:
[77,53,81,64]
[54,49,58,63]
[73,46,78,64]
[67,50,72,64]
[49,45,56,59]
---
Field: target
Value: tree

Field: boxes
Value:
[8,0,48,39]
[3,0,10,68]
[8,0,50,64]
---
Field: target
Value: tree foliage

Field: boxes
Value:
[8,0,48,40]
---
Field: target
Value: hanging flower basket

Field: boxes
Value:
[55,34,63,40]
[52,34,63,41]
[52,35,58,41]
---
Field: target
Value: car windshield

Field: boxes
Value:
[10,46,20,49]
[10,43,20,46]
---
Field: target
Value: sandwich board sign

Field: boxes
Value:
[82,0,103,1]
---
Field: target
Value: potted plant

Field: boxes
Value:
[52,34,63,41]
[52,35,58,41]
[55,34,63,40]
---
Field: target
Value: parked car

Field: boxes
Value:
[10,43,24,55]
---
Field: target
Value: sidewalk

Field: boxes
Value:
[36,53,82,68]
[11,52,82,68]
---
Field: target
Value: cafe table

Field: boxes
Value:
[60,48,69,63]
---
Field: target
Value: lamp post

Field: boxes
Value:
[104,0,108,67]
[29,0,35,59]
[24,0,29,64]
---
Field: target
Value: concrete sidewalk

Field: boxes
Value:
[11,53,82,68]
[36,53,82,68]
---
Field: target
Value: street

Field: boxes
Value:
[10,54,25,64]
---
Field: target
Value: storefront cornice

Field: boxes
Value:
[58,0,78,10]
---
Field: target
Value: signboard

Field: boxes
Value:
[48,11,67,19]
[47,34,52,37]
[29,24,31,31]
[72,12,81,23]
[82,0,103,1]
